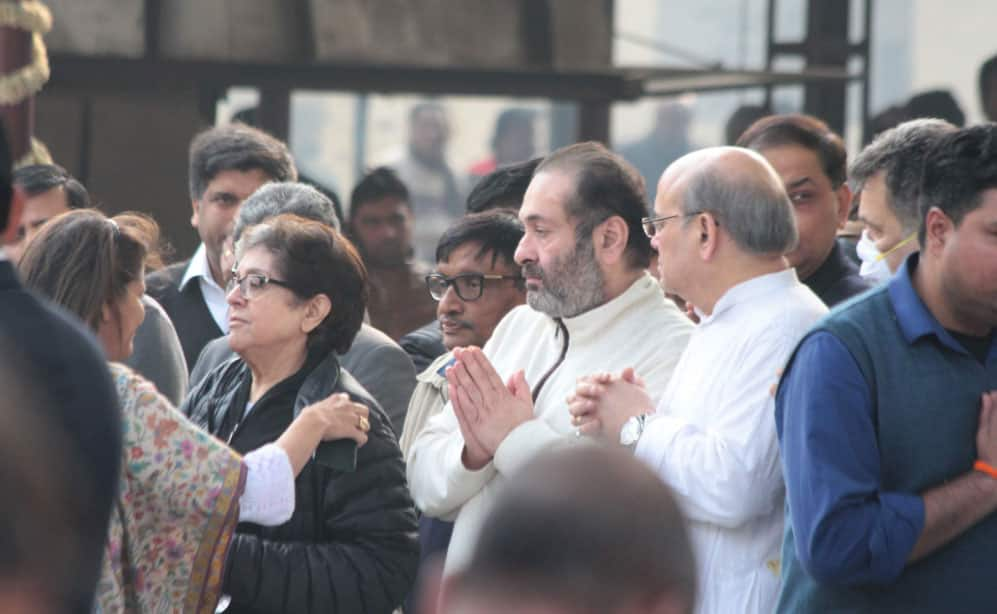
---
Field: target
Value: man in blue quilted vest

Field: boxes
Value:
[775,124,997,612]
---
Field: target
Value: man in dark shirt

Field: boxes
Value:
[739,114,872,306]
[0,130,121,614]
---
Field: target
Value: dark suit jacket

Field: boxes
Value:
[804,241,875,308]
[398,320,447,374]
[189,323,417,436]
[0,260,121,614]
[146,261,224,372]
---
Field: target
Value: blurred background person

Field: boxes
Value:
[424,446,697,614]
[979,53,997,122]
[4,163,87,262]
[184,214,419,613]
[18,208,371,612]
[849,118,957,283]
[190,182,417,436]
[724,104,772,146]
[387,101,465,261]
[619,99,698,201]
[148,123,297,370]
[348,166,438,341]
[738,114,872,307]
[0,354,90,614]
[467,108,536,183]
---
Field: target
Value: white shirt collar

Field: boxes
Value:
[179,243,221,292]
[700,268,800,325]
[0,247,8,262]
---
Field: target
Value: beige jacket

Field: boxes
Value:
[398,352,453,459]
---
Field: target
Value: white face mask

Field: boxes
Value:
[856,230,891,284]
[856,229,917,284]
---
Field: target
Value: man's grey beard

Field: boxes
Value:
[524,238,607,319]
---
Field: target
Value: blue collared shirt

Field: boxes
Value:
[776,254,997,586]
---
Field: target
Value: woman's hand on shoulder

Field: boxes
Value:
[300,393,371,447]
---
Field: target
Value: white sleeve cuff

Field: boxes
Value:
[239,443,296,526]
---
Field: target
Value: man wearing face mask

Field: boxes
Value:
[849,118,957,284]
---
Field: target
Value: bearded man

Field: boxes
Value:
[406,141,693,573]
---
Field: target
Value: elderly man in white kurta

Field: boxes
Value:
[570,147,828,614]
[407,142,693,574]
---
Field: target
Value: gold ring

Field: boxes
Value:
[359,415,370,432]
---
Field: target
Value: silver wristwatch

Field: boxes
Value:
[619,414,648,449]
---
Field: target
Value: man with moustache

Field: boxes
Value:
[407,141,693,574]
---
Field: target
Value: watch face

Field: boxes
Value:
[620,417,639,446]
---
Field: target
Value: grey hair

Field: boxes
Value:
[680,157,798,255]
[850,118,956,235]
[234,182,341,241]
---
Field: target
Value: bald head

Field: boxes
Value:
[657,147,797,255]
[444,446,696,614]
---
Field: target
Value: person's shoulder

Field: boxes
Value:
[107,362,161,406]
[145,261,189,296]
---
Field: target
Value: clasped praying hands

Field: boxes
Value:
[447,346,535,470]
[567,367,654,443]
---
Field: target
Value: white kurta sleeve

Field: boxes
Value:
[238,443,296,526]
[634,347,784,529]
[493,418,568,476]
[407,401,497,518]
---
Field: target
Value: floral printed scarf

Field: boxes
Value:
[97,364,246,613]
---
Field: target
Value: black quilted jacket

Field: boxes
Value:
[182,352,419,614]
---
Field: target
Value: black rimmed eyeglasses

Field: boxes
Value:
[425,272,523,302]
[226,271,293,299]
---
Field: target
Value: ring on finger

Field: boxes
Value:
[358,415,370,432]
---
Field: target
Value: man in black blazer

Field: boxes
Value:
[0,130,121,614]
[147,123,297,369]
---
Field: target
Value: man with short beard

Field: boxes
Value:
[407,141,693,574]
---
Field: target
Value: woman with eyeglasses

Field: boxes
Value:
[182,213,419,614]
[18,209,373,613]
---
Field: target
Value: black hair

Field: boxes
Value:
[724,104,771,146]
[435,210,525,271]
[918,124,997,245]
[905,89,965,127]
[737,113,848,188]
[13,164,89,209]
[348,167,410,220]
[536,142,652,270]
[491,108,533,150]
[466,157,541,213]
[979,54,997,116]
[188,122,297,200]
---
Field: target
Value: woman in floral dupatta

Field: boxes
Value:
[98,364,245,613]
[19,209,372,614]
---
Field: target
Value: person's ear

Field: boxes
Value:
[834,183,852,228]
[922,206,952,255]
[300,293,332,334]
[594,215,629,266]
[190,198,201,229]
[697,212,720,261]
[1,185,26,244]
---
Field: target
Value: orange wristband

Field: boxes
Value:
[973,460,997,480]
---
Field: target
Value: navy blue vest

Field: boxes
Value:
[777,286,997,613]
